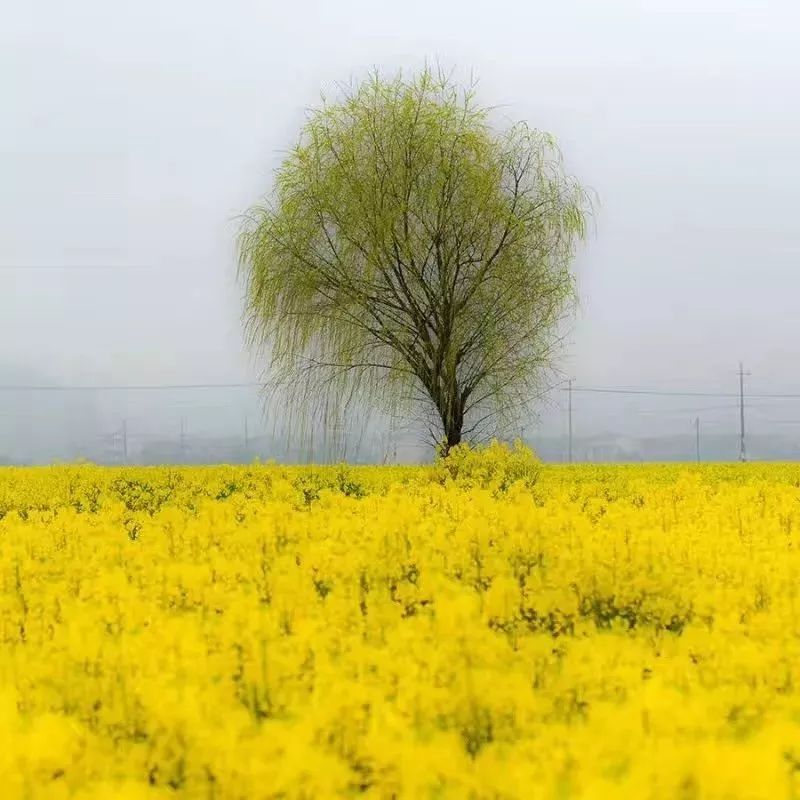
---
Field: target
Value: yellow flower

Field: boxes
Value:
[3,457,800,796]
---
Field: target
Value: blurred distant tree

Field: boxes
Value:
[239,68,591,453]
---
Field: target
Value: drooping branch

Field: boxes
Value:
[238,67,592,452]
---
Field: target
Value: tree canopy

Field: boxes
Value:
[239,68,591,452]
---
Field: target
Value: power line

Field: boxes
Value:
[0,382,264,392]
[631,403,741,415]
[0,382,752,396]
[3,378,800,401]
[0,264,156,271]
[566,386,734,398]
[564,386,800,400]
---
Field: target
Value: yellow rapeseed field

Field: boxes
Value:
[3,443,800,798]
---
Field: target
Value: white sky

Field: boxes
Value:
[2,0,800,449]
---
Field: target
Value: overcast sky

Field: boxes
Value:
[3,0,800,449]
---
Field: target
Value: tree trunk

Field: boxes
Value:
[425,365,464,456]
[438,396,463,457]
[439,426,461,457]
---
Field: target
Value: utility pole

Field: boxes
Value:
[180,417,187,462]
[568,378,573,464]
[122,419,128,464]
[738,362,748,462]
[694,416,700,463]
[244,416,249,451]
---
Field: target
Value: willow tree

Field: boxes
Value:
[239,69,591,453]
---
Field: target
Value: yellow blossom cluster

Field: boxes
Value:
[3,449,800,798]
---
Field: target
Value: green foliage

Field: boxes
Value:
[292,473,326,506]
[243,67,591,448]
[335,465,366,498]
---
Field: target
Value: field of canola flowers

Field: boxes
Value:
[3,444,800,798]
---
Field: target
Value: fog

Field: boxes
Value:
[3,0,800,462]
